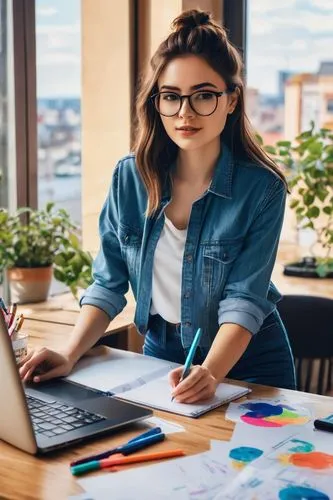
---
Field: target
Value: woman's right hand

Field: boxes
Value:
[19,348,76,383]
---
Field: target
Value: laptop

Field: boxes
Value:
[0,313,152,454]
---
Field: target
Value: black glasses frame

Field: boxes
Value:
[150,89,233,117]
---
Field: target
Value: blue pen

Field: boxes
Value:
[70,426,162,467]
[0,298,8,315]
[172,327,203,401]
[71,432,166,476]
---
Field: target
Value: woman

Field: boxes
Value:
[20,10,296,402]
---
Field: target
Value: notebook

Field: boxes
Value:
[66,348,251,418]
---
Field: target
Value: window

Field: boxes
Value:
[0,0,16,210]
[246,0,333,144]
[35,0,81,225]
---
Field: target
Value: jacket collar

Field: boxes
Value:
[208,142,234,199]
[161,141,234,202]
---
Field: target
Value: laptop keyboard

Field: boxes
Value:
[26,395,106,438]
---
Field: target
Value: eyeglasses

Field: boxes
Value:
[151,89,233,117]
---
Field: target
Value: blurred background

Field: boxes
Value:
[1,0,332,275]
[1,0,332,394]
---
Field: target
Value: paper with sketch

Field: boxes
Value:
[254,426,333,474]
[115,375,250,417]
[212,464,333,500]
[66,348,250,417]
[228,422,333,476]
[225,398,312,427]
[227,422,313,471]
[66,348,179,394]
[79,442,236,500]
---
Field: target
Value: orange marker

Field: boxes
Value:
[9,314,24,337]
[14,314,24,333]
[101,449,185,468]
[71,449,185,476]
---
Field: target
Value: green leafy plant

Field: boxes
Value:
[261,122,333,277]
[0,202,93,299]
[53,243,94,301]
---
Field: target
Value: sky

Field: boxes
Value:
[36,0,333,98]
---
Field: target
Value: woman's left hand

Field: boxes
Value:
[168,365,218,403]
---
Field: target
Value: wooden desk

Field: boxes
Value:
[273,243,333,299]
[18,292,135,332]
[1,322,333,500]
[18,291,144,354]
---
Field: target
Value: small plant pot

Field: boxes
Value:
[283,257,333,279]
[7,266,53,303]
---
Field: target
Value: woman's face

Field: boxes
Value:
[157,55,238,152]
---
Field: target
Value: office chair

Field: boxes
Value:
[277,295,333,395]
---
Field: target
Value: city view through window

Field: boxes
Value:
[36,1,333,227]
[36,0,81,225]
[246,0,333,145]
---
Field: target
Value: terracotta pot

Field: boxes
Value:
[6,266,53,304]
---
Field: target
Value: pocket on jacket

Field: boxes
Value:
[201,239,244,297]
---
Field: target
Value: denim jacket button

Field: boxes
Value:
[185,321,191,327]
[186,254,193,262]
[184,292,190,299]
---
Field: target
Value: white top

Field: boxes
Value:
[150,216,187,324]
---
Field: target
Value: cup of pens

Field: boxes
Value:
[0,298,27,363]
[12,331,29,363]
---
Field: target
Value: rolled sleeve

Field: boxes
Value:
[218,298,266,335]
[218,177,286,335]
[80,283,126,320]
[80,165,129,320]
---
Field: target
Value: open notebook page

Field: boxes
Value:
[66,348,180,394]
[115,375,251,417]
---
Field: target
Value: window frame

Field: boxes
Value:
[13,0,37,209]
[223,0,247,60]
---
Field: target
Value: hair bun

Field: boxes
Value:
[171,9,211,31]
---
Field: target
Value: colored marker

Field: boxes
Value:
[71,449,185,476]
[70,426,163,467]
[171,327,203,401]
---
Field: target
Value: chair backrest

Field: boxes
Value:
[277,295,333,394]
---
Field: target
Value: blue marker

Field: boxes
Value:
[172,327,203,401]
[0,298,8,315]
[70,426,162,467]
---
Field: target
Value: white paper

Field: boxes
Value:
[79,443,236,500]
[255,426,333,474]
[134,416,185,434]
[66,348,179,394]
[116,375,250,417]
[68,495,95,500]
[225,398,312,427]
[213,464,333,500]
[227,422,313,471]
[227,421,333,476]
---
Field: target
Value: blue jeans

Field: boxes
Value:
[143,310,296,390]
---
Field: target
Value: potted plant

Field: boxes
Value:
[0,202,93,303]
[263,122,333,278]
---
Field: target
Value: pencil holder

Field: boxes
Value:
[11,331,29,364]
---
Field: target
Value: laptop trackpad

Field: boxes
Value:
[25,379,105,404]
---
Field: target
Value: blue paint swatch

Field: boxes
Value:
[229,446,263,464]
[279,486,329,500]
[243,402,284,418]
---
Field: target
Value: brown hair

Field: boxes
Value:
[134,9,287,216]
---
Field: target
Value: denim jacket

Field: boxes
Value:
[81,143,286,352]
